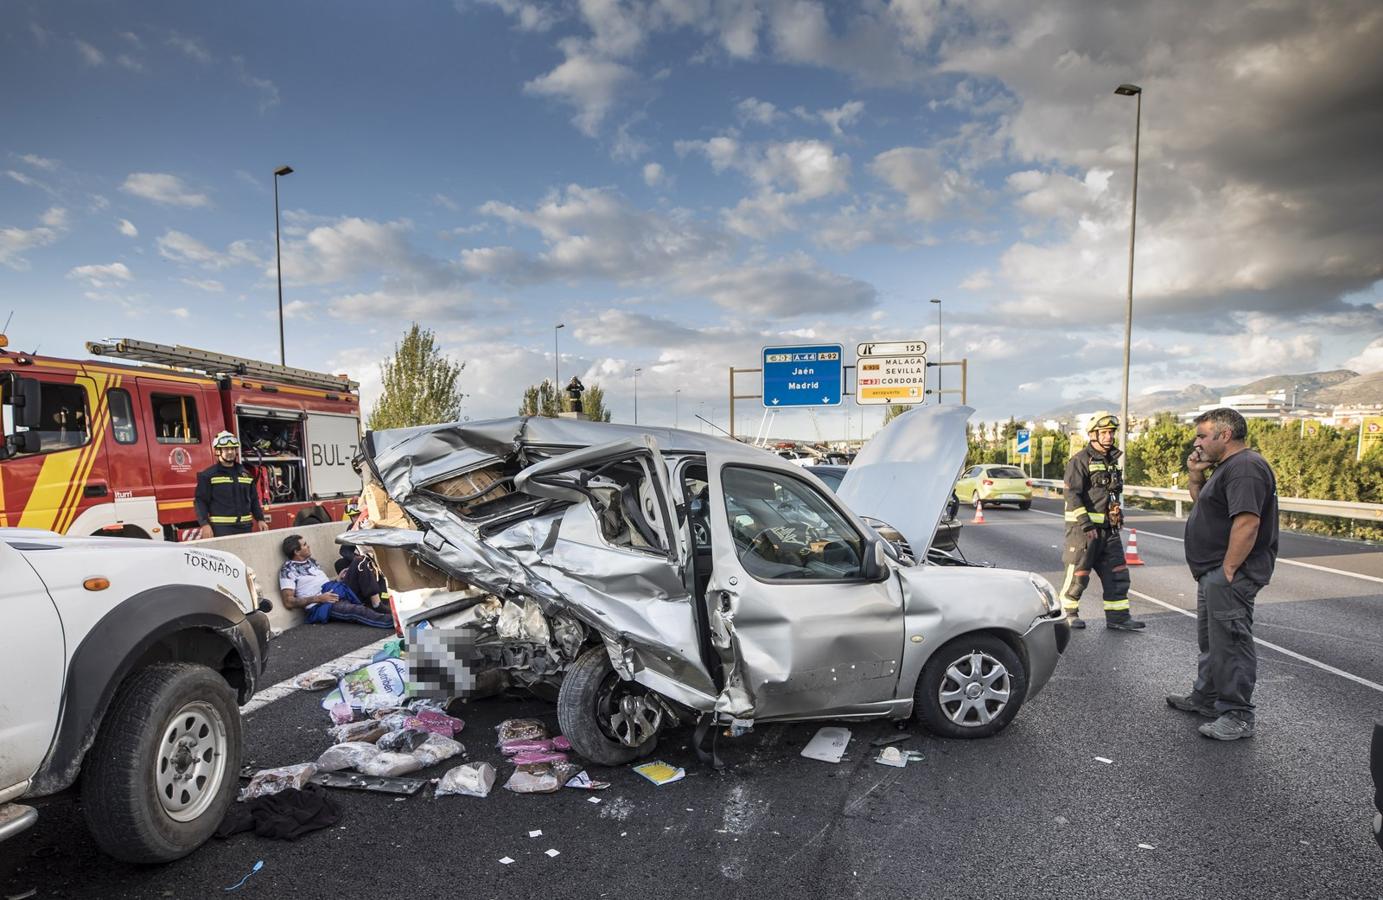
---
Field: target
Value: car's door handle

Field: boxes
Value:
[84,483,109,498]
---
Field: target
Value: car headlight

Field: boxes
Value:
[245,565,272,613]
[1029,574,1061,615]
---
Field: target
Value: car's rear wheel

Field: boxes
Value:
[82,663,241,863]
[914,634,1027,739]
[557,647,660,766]
[1018,500,1031,510]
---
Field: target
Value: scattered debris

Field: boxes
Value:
[293,670,339,691]
[405,708,465,737]
[1137,843,1156,851]
[529,829,543,838]
[870,734,910,748]
[565,771,611,790]
[311,771,427,795]
[545,848,560,858]
[436,763,497,798]
[240,763,318,801]
[338,658,411,711]
[1054,816,1070,826]
[497,718,549,744]
[223,860,264,892]
[874,746,925,768]
[318,741,383,772]
[504,767,563,794]
[217,786,341,841]
[499,857,515,865]
[1094,756,1114,764]
[6,889,38,900]
[587,796,603,804]
[801,727,852,763]
[633,761,686,785]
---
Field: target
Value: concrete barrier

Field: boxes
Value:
[198,522,348,633]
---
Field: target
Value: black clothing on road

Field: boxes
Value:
[194,460,266,537]
[1184,448,1279,585]
[215,784,341,841]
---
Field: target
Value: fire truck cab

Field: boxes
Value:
[0,336,362,540]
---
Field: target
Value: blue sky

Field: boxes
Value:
[4,0,1381,437]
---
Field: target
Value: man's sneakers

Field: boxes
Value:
[1166,693,1217,718]
[1198,712,1255,741]
[1105,611,1146,631]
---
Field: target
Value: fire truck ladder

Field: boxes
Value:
[85,338,359,393]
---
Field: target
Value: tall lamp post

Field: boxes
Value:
[554,323,565,390]
[634,368,643,424]
[273,165,293,366]
[674,389,681,428]
[1115,83,1142,466]
[930,298,942,404]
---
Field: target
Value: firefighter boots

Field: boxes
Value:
[1105,610,1146,631]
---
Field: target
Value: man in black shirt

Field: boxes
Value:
[1167,407,1278,740]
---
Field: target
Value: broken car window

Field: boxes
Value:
[721,466,865,582]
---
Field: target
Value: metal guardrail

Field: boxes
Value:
[1029,479,1383,522]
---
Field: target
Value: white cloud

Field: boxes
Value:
[117,218,139,237]
[1344,337,1383,374]
[325,287,482,322]
[75,39,104,66]
[115,54,143,72]
[0,207,67,269]
[121,172,211,208]
[736,97,782,125]
[870,147,973,220]
[524,43,638,136]
[281,217,442,285]
[4,170,53,194]
[157,230,259,270]
[180,277,224,292]
[432,193,461,212]
[471,0,564,32]
[684,255,876,318]
[642,162,666,187]
[795,100,865,136]
[168,33,213,63]
[282,299,314,320]
[1219,315,1321,375]
[17,154,57,170]
[67,262,133,287]
[231,56,280,112]
[170,307,191,319]
[573,309,704,347]
[680,136,851,237]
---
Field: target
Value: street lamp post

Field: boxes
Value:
[930,298,942,404]
[554,323,565,390]
[273,165,293,366]
[634,368,642,424]
[674,389,681,428]
[1115,82,1142,467]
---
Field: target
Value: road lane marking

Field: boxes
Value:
[1129,589,1383,694]
[241,636,393,716]
[1030,509,1383,586]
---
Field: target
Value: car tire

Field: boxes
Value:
[914,634,1028,739]
[1018,501,1031,510]
[82,663,241,863]
[557,647,659,767]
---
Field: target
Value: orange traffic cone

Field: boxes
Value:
[972,494,986,525]
[1124,528,1145,565]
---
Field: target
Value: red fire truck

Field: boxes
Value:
[0,336,362,541]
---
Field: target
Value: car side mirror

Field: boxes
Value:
[860,538,890,582]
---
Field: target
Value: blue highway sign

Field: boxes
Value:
[762,344,843,408]
[1017,428,1031,456]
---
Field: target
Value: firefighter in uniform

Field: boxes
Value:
[195,431,269,538]
[1060,412,1146,631]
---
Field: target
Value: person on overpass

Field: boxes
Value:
[195,431,269,539]
[1059,412,1146,631]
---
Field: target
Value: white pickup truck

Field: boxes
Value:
[0,529,271,863]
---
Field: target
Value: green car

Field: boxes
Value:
[956,465,1033,509]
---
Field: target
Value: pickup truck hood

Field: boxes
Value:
[836,405,972,558]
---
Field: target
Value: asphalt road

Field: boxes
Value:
[4,507,1380,899]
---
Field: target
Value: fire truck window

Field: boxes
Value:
[151,393,202,444]
[108,388,137,444]
[8,382,90,454]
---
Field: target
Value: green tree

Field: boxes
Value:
[1126,413,1193,487]
[520,379,613,421]
[367,323,466,430]
[581,384,613,422]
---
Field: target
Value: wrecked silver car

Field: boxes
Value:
[343,406,1070,766]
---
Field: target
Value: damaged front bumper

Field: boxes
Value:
[1019,613,1070,701]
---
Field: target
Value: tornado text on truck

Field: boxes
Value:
[0,334,361,540]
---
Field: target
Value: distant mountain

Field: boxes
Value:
[1030,369,1379,422]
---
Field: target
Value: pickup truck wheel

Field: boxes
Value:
[914,634,1028,739]
[82,663,241,863]
[557,647,659,767]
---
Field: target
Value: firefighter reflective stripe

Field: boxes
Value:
[209,514,254,524]
[1064,509,1106,524]
[1103,598,1131,611]
[1060,565,1079,607]
[1088,462,1112,471]
[209,476,234,484]
[238,476,254,484]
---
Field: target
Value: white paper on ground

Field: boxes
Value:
[801,726,852,763]
[1095,756,1114,764]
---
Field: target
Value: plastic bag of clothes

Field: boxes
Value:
[413,733,464,767]
[316,741,382,772]
[358,752,424,777]
[240,763,318,801]
[404,708,464,737]
[329,719,388,745]
[377,729,431,753]
[503,767,562,794]
[496,718,548,745]
[511,750,570,767]
[436,762,497,798]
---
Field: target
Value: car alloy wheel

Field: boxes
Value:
[937,650,1011,727]
[155,700,229,823]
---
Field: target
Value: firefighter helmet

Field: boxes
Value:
[1086,412,1119,434]
[212,430,241,450]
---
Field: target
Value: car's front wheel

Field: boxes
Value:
[914,634,1028,739]
[82,663,241,863]
[557,647,661,766]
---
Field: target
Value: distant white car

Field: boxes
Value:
[0,530,271,863]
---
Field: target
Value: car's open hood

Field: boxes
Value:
[836,405,972,555]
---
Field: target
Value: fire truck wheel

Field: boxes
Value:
[293,504,331,526]
[82,663,241,863]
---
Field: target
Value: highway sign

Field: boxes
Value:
[857,340,927,358]
[856,354,928,406]
[761,344,843,408]
[1017,428,1031,456]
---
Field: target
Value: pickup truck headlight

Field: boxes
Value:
[1029,574,1061,616]
[245,566,273,613]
